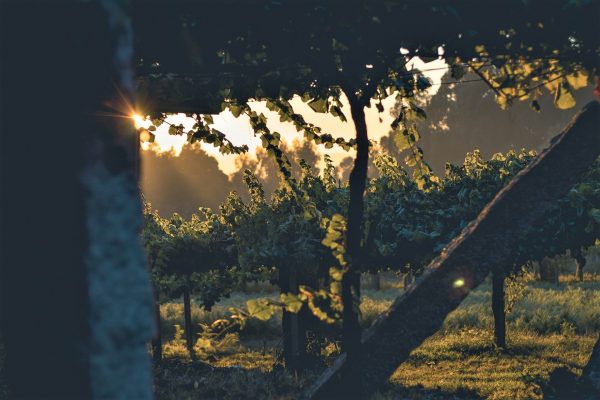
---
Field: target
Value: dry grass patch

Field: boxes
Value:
[381,329,597,400]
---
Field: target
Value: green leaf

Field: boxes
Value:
[329,266,343,281]
[330,281,342,295]
[280,293,303,313]
[308,98,327,113]
[229,104,243,118]
[554,82,576,110]
[246,299,274,321]
[390,114,403,129]
[566,70,588,90]
[329,105,347,122]
[265,100,277,112]
[203,115,214,125]
[404,155,418,167]
[196,337,214,351]
[394,130,411,151]
[589,209,600,224]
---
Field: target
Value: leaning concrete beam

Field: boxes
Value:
[304,101,600,399]
[583,335,600,393]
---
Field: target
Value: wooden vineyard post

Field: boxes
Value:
[492,272,506,349]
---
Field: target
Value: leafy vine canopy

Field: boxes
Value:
[134,0,598,115]
[132,0,598,188]
[135,0,599,340]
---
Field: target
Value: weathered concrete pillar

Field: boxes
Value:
[0,1,154,398]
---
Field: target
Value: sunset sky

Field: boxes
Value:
[136,56,449,175]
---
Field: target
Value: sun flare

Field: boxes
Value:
[132,113,146,129]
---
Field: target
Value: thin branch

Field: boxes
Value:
[467,61,504,99]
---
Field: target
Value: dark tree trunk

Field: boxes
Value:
[280,264,295,370]
[288,267,301,370]
[539,257,559,283]
[0,2,154,399]
[281,307,295,370]
[574,249,586,281]
[304,102,600,399]
[280,263,314,372]
[183,282,196,360]
[340,91,369,397]
[152,292,163,363]
[492,272,506,349]
[366,273,381,291]
[403,271,415,290]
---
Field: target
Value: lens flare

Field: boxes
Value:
[132,113,146,129]
[452,278,465,288]
[139,129,153,143]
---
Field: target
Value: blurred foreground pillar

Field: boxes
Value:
[0,1,154,399]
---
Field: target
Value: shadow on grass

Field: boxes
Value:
[540,366,600,400]
[375,382,484,400]
[154,357,486,400]
[153,357,318,400]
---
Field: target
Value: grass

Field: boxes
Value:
[160,278,600,342]
[155,275,600,399]
[378,330,597,400]
[442,279,600,335]
[1,275,598,399]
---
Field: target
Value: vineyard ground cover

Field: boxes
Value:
[157,273,405,342]
[152,274,600,399]
[380,330,598,400]
[0,276,597,399]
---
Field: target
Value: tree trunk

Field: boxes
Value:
[339,91,370,397]
[539,257,559,284]
[304,102,600,399]
[365,272,381,290]
[281,307,294,369]
[240,279,249,293]
[492,272,506,349]
[288,267,301,370]
[280,263,301,370]
[183,282,196,360]
[403,271,414,290]
[372,272,381,291]
[574,249,586,281]
[152,292,163,363]
[280,266,292,368]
